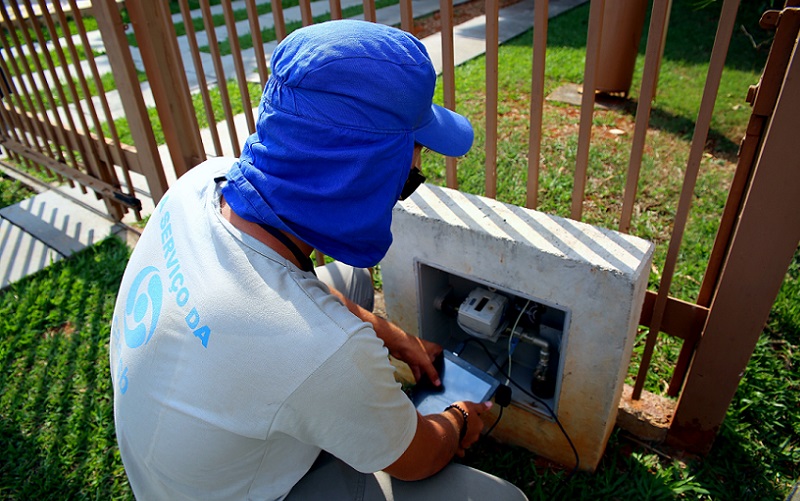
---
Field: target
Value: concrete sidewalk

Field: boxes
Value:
[0,0,587,290]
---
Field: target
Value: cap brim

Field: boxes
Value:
[414,104,474,158]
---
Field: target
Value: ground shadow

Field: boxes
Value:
[614,98,743,162]
[504,0,773,72]
[688,425,788,499]
[500,0,762,163]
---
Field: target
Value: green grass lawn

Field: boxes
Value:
[0,239,130,499]
[0,174,35,208]
[1,0,797,499]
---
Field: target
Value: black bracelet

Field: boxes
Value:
[445,403,469,443]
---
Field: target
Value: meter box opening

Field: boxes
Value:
[382,184,654,471]
[416,262,570,420]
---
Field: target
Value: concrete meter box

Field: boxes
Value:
[381,184,654,471]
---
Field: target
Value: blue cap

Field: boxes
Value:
[222,20,474,268]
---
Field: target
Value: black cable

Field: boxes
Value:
[460,337,580,480]
[483,405,503,438]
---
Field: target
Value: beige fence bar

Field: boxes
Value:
[669,23,800,451]
[71,0,137,214]
[526,0,548,209]
[53,42,110,195]
[439,0,458,188]
[199,0,240,156]
[272,0,287,41]
[0,112,42,181]
[632,0,741,401]
[696,7,799,308]
[7,0,74,184]
[179,0,223,156]
[0,52,22,143]
[0,60,27,163]
[0,1,56,163]
[300,0,313,26]
[16,0,104,193]
[52,0,123,214]
[570,0,604,220]
[34,0,89,187]
[363,0,377,23]
[8,0,62,164]
[246,0,270,86]
[94,0,168,203]
[3,136,131,199]
[41,0,91,187]
[669,5,800,396]
[485,0,499,199]
[68,0,137,206]
[399,0,413,32]
[329,0,343,20]
[13,113,143,176]
[619,0,672,234]
[222,0,256,135]
[0,49,45,177]
[128,0,204,179]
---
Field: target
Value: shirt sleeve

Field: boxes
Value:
[271,326,418,474]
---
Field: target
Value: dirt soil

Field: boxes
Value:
[411,0,526,39]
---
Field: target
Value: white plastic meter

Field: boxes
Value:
[457,287,508,341]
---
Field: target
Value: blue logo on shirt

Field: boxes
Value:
[123,266,163,349]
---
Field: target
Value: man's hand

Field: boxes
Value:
[390,334,442,387]
[446,400,492,458]
[384,400,493,481]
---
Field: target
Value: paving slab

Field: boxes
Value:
[0,189,125,290]
[0,217,62,289]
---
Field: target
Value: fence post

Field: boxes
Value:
[667,14,800,452]
[125,0,205,179]
[93,0,168,203]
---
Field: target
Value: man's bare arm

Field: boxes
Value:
[329,287,442,386]
[383,401,492,481]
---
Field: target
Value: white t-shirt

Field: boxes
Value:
[110,158,417,500]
